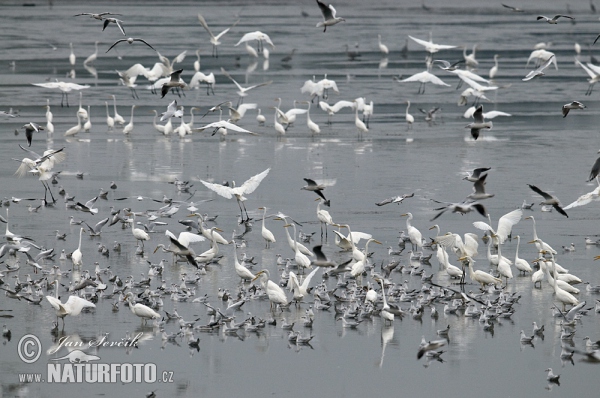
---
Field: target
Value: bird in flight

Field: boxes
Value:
[103,18,126,35]
[21,122,44,147]
[522,55,554,81]
[537,15,574,24]
[527,184,568,217]
[74,12,121,20]
[501,4,523,12]
[106,38,156,53]
[466,105,493,140]
[161,69,186,98]
[375,193,414,206]
[315,0,346,32]
[562,101,586,117]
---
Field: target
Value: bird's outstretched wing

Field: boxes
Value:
[200,180,234,199]
[240,168,271,194]
[527,184,553,200]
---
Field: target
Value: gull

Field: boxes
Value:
[563,184,600,210]
[587,152,600,182]
[311,245,349,268]
[74,12,121,20]
[467,174,494,200]
[417,338,446,359]
[522,55,554,81]
[537,15,574,24]
[106,38,156,53]
[545,368,560,384]
[375,193,414,206]
[466,105,493,140]
[200,168,270,223]
[301,178,335,202]
[463,167,490,182]
[429,199,486,222]
[575,59,600,95]
[315,0,346,32]
[21,122,44,147]
[161,69,186,98]
[197,13,239,58]
[527,184,568,217]
[160,100,183,121]
[220,67,272,105]
[32,81,90,107]
[433,59,463,71]
[103,18,126,35]
[520,330,534,343]
[562,101,586,117]
[502,4,523,12]
[463,106,511,119]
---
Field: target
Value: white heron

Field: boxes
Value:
[122,105,136,134]
[125,292,160,324]
[197,13,239,58]
[259,207,276,248]
[200,168,270,223]
[128,212,150,248]
[401,213,423,251]
[32,81,90,107]
[460,256,502,288]
[105,101,114,130]
[71,227,85,268]
[285,223,311,271]
[252,269,289,310]
[45,280,95,329]
[404,100,414,130]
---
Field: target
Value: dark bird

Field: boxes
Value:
[466,105,493,140]
[161,69,186,99]
[527,184,568,217]
[106,38,156,53]
[429,200,487,222]
[588,154,600,182]
[103,18,126,35]
[501,4,523,12]
[21,122,44,147]
[315,0,346,32]
[301,178,329,203]
[74,12,121,20]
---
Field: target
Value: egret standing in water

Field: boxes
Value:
[253,269,289,311]
[45,280,95,329]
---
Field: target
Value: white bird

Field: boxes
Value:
[232,234,255,280]
[315,198,334,238]
[220,67,272,104]
[83,106,92,132]
[401,212,423,251]
[68,42,76,66]
[32,81,90,107]
[489,54,499,79]
[301,101,320,135]
[473,208,522,244]
[252,269,289,310]
[111,95,125,125]
[125,293,160,324]
[197,13,239,58]
[128,212,150,248]
[514,236,533,274]
[200,168,270,223]
[122,105,136,134]
[64,114,82,137]
[545,252,579,311]
[287,268,320,302]
[537,15,574,24]
[259,207,276,248]
[45,280,95,329]
[195,120,257,136]
[563,184,600,210]
[71,227,85,268]
[315,0,346,32]
[404,100,415,130]
[234,31,275,54]
[398,70,450,94]
[106,37,156,53]
[575,59,600,95]
[104,101,114,130]
[378,34,389,54]
[523,55,555,81]
[463,106,511,119]
[461,256,502,288]
[83,41,99,65]
[408,35,457,55]
[353,101,368,135]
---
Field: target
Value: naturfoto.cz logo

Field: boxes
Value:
[17,334,174,384]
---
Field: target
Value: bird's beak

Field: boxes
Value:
[373,240,382,245]
[283,224,291,228]
[428,226,436,230]
[594,255,600,261]
[527,240,536,244]
[153,246,159,254]
[400,213,408,217]
[214,228,224,232]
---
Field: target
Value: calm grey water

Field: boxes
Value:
[1,1,600,397]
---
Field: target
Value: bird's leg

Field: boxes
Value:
[60,92,65,107]
[66,93,70,107]
[45,181,57,203]
[241,202,251,222]
[456,80,463,90]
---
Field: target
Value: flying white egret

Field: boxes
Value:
[197,13,239,57]
[32,81,90,107]
[200,168,270,223]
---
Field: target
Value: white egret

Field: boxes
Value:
[259,207,276,248]
[195,227,223,263]
[575,59,600,95]
[69,43,76,66]
[200,168,270,223]
[378,34,389,55]
[232,232,255,280]
[220,67,272,104]
[105,101,114,130]
[45,280,95,329]
[401,213,423,251]
[301,101,320,135]
[545,252,579,310]
[32,81,90,107]
[514,236,533,274]
[461,256,502,288]
[122,105,136,134]
[111,95,125,125]
[493,234,513,281]
[404,100,414,130]
[64,114,82,137]
[125,292,160,324]
[353,101,368,135]
[287,268,320,302]
[473,208,522,244]
[398,70,450,94]
[83,106,92,132]
[285,223,311,271]
[197,13,239,58]
[252,269,289,310]
[128,212,150,248]
[525,216,556,254]
[234,31,275,54]
[71,227,85,268]
[316,198,334,237]
[274,215,314,257]
[375,276,394,324]
[489,54,499,79]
